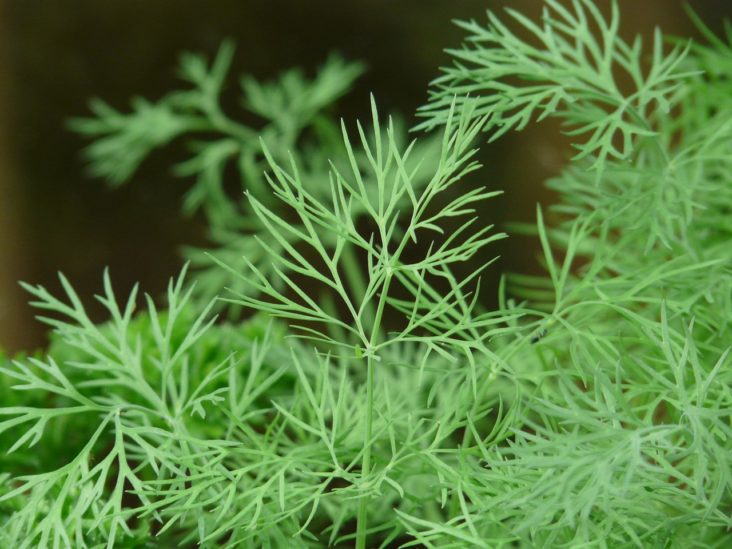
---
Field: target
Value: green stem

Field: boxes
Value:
[355,271,392,549]
[355,353,375,549]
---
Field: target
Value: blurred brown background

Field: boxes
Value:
[1,0,731,353]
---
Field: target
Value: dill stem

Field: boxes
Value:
[356,271,392,549]
[356,353,375,549]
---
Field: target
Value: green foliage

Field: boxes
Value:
[416,0,694,176]
[70,44,441,313]
[3,1,732,547]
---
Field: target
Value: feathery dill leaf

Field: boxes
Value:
[2,2,732,547]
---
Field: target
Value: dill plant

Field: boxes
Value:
[2,1,732,547]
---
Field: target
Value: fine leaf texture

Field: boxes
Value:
[3,1,732,547]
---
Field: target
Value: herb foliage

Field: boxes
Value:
[2,1,731,547]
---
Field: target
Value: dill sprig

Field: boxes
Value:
[2,1,731,547]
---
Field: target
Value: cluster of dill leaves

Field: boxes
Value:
[2,1,731,547]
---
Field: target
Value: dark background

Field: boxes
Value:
[1,0,730,352]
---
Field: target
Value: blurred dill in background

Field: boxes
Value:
[1,0,730,352]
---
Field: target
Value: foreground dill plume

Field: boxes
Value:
[2,1,731,547]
